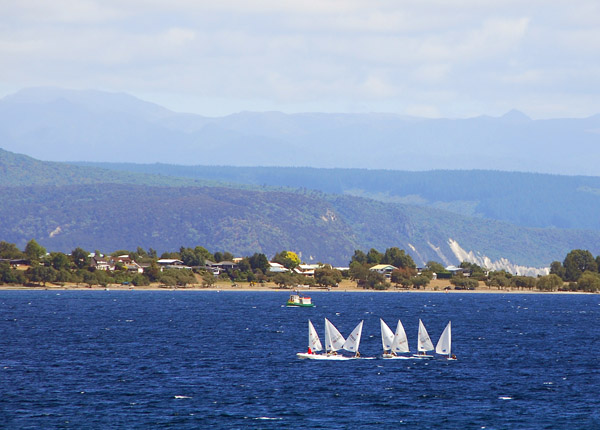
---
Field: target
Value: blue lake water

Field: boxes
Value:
[1,290,599,429]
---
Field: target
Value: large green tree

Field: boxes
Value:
[0,241,24,259]
[576,271,600,292]
[314,266,342,288]
[536,274,563,291]
[24,239,46,262]
[248,253,269,273]
[563,249,597,282]
[382,247,415,269]
[71,247,90,269]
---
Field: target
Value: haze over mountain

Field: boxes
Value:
[2,87,600,175]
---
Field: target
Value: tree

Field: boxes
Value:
[366,248,383,265]
[48,252,71,271]
[273,251,301,269]
[577,271,600,292]
[24,239,46,262]
[180,247,202,267]
[201,271,216,288]
[348,261,369,287]
[365,271,388,290]
[0,261,26,284]
[314,266,342,288]
[350,250,367,265]
[144,260,161,282]
[382,247,415,269]
[272,272,296,288]
[511,276,536,291]
[426,261,446,274]
[485,271,512,289]
[0,241,24,259]
[26,265,57,286]
[411,274,430,289]
[549,261,565,279]
[536,274,563,291]
[70,247,90,269]
[248,253,269,273]
[390,268,413,288]
[563,250,597,282]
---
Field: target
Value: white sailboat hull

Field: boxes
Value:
[382,354,412,360]
[296,353,355,360]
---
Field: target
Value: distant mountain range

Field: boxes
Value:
[1,147,600,271]
[1,87,600,175]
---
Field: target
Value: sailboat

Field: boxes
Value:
[296,320,324,359]
[413,319,434,359]
[380,318,394,355]
[297,319,365,360]
[435,321,456,360]
[342,320,364,357]
[381,318,411,359]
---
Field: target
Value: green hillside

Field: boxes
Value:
[1,183,599,267]
[75,162,600,231]
[0,148,211,187]
[3,147,600,268]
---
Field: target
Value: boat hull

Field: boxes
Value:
[286,302,314,307]
[382,354,412,359]
[297,353,353,360]
[411,354,434,359]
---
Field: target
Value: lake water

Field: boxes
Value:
[1,290,599,429]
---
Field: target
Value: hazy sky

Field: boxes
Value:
[1,0,599,118]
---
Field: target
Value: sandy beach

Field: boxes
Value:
[0,278,588,294]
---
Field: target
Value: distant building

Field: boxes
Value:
[156,259,191,270]
[369,264,397,279]
[268,262,289,273]
[91,256,114,271]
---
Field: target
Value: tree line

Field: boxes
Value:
[1,239,600,293]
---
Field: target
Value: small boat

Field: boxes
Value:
[412,319,434,359]
[342,320,364,357]
[296,320,326,359]
[286,292,314,307]
[381,318,411,359]
[297,318,364,360]
[435,321,457,360]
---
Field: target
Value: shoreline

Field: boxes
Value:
[0,279,593,294]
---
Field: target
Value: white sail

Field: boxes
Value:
[391,319,410,353]
[380,318,394,351]
[435,321,451,356]
[417,319,434,352]
[343,320,364,353]
[324,318,346,352]
[308,320,323,352]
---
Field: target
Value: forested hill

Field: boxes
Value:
[3,147,600,268]
[74,163,600,231]
[1,183,599,268]
[0,148,213,187]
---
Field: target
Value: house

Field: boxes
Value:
[111,255,143,273]
[268,262,289,273]
[445,265,468,276]
[0,259,30,270]
[156,259,191,270]
[369,264,397,279]
[91,256,114,271]
[293,264,322,277]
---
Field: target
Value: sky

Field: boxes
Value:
[1,0,599,119]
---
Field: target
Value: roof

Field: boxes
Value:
[369,264,397,271]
